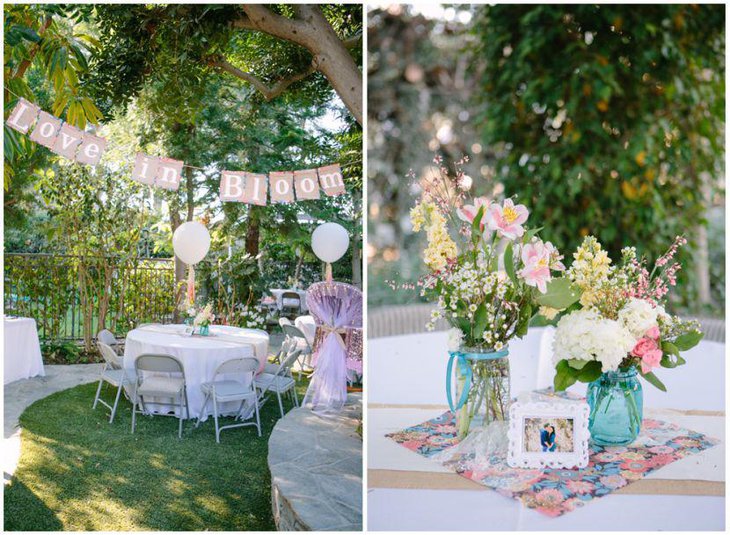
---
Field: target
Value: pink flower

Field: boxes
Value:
[457,196,490,230]
[544,241,566,271]
[632,336,662,373]
[645,326,660,340]
[519,241,552,293]
[487,198,529,240]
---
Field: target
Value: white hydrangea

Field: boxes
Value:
[447,328,464,351]
[553,309,636,372]
[618,298,659,338]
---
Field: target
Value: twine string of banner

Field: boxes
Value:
[4,87,362,203]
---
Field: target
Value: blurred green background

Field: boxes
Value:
[367,4,725,316]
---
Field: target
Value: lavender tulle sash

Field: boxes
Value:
[302,281,363,414]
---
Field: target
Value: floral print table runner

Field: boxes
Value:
[387,411,719,517]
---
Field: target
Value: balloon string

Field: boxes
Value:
[186,265,196,304]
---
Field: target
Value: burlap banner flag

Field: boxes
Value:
[317,164,346,196]
[51,123,85,159]
[6,98,350,204]
[6,98,107,166]
[219,171,246,202]
[294,169,320,200]
[243,173,268,206]
[6,97,40,134]
[269,171,295,203]
[132,153,159,185]
[76,133,107,166]
[28,111,62,149]
[155,158,184,191]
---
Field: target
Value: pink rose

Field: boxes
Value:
[640,348,662,374]
[645,326,660,340]
[631,337,658,358]
[631,336,663,373]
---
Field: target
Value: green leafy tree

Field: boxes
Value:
[88,4,362,124]
[4,4,103,187]
[471,4,725,310]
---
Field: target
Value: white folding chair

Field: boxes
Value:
[97,329,120,354]
[92,341,130,423]
[197,356,261,443]
[255,343,301,418]
[131,354,189,438]
[282,323,314,380]
[281,291,302,318]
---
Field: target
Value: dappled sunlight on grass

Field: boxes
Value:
[4,379,309,531]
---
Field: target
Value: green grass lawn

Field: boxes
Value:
[4,377,309,531]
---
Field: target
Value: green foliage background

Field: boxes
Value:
[367,5,724,314]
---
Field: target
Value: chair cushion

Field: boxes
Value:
[138,376,184,397]
[254,374,295,392]
[201,380,255,400]
[102,368,128,386]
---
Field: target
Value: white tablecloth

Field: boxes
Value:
[124,324,269,420]
[270,288,308,312]
[367,328,725,531]
[4,317,44,384]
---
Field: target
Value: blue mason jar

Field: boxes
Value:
[198,324,210,336]
[587,366,643,446]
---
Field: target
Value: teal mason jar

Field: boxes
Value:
[198,324,210,336]
[587,366,643,446]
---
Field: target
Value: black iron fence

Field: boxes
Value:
[4,253,177,342]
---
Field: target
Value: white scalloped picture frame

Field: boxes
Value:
[507,399,590,469]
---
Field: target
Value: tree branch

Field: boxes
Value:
[12,16,53,81]
[235,5,312,43]
[211,57,317,101]
[343,31,362,50]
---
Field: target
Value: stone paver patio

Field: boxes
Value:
[269,393,363,531]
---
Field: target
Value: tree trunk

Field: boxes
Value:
[695,180,712,306]
[245,205,261,256]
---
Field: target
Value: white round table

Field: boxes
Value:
[368,328,725,531]
[123,324,269,420]
[4,316,44,384]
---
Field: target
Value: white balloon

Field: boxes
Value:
[172,221,211,265]
[311,222,349,263]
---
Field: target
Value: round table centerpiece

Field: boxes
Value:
[552,236,703,446]
[406,155,575,441]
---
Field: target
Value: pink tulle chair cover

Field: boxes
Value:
[302,281,363,414]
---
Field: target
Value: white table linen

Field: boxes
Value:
[4,317,45,384]
[124,324,269,420]
[367,328,725,531]
[269,288,308,312]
